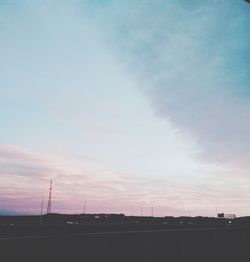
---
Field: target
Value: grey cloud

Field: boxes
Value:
[91,0,250,169]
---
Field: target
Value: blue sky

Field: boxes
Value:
[0,0,250,216]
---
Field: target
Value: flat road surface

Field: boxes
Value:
[0,225,242,240]
[1,225,250,262]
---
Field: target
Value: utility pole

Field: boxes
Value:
[83,201,86,215]
[151,204,154,217]
[46,180,52,214]
[141,207,144,217]
[216,206,218,217]
[40,197,44,224]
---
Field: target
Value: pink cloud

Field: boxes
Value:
[0,145,249,216]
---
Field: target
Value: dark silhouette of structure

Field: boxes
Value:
[217,213,236,219]
[40,197,44,223]
[46,180,52,214]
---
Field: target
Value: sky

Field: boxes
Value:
[0,0,250,216]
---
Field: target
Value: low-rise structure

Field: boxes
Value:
[217,213,236,219]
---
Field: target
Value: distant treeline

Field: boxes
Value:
[1,213,250,226]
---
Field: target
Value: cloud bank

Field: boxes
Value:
[89,0,250,169]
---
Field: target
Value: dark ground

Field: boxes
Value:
[1,214,250,262]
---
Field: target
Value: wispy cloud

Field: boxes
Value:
[1,145,250,216]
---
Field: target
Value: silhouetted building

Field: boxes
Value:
[217,213,236,219]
